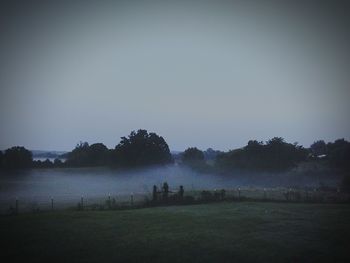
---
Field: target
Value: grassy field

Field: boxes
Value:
[1,202,349,263]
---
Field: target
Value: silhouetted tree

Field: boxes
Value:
[327,139,350,172]
[182,147,204,164]
[65,142,90,166]
[215,137,308,172]
[32,159,56,168]
[2,146,33,169]
[112,129,172,167]
[65,142,110,167]
[203,148,222,160]
[310,140,327,157]
[54,158,63,167]
[264,137,301,171]
[88,143,109,166]
[42,159,54,168]
[181,147,211,172]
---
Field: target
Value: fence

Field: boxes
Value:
[1,187,349,215]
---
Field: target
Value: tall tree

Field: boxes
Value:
[182,147,204,165]
[3,146,33,169]
[65,142,90,167]
[113,129,172,167]
[65,142,110,167]
[88,143,109,166]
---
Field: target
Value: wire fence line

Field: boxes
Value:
[1,187,349,215]
[0,192,147,215]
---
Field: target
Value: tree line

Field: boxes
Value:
[181,138,349,172]
[0,130,349,178]
[0,129,172,169]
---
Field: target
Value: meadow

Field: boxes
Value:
[1,202,349,262]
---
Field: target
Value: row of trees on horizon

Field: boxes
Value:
[0,129,349,175]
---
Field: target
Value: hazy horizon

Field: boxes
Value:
[1,1,349,151]
[2,136,349,153]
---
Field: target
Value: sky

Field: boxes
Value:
[0,0,349,151]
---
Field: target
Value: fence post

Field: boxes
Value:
[81,196,84,210]
[263,188,267,200]
[337,187,340,202]
[131,193,134,206]
[305,190,308,202]
[238,188,241,200]
[286,188,291,201]
[15,198,18,215]
[313,188,317,202]
[51,197,54,211]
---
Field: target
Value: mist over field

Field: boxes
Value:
[0,166,235,201]
[0,164,338,204]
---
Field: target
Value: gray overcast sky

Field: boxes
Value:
[0,0,349,151]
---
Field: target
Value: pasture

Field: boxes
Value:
[1,202,349,262]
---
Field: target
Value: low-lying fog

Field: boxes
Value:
[0,165,338,204]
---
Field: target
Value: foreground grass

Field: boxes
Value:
[1,202,350,263]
